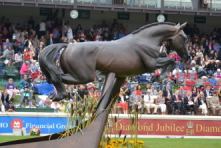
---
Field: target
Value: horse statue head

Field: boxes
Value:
[167,22,189,62]
[131,22,189,63]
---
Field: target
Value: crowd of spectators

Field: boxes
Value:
[0,14,221,116]
[0,15,127,113]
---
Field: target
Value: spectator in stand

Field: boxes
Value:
[156,91,166,115]
[59,101,65,113]
[23,46,34,61]
[112,30,118,40]
[135,84,142,96]
[171,90,183,114]
[176,60,184,71]
[6,102,15,112]
[163,84,173,114]
[52,26,59,43]
[197,67,207,78]
[210,91,221,115]
[94,31,102,41]
[213,41,221,52]
[87,31,94,41]
[51,101,60,113]
[122,82,131,96]
[75,24,82,34]
[117,29,126,39]
[178,85,187,100]
[30,60,39,73]
[102,31,111,41]
[24,37,33,49]
[5,78,17,100]
[20,61,30,79]
[33,75,43,86]
[17,36,25,53]
[129,89,142,111]
[40,35,47,46]
[150,85,158,96]
[145,84,152,91]
[7,46,15,66]
[47,33,55,45]
[203,85,212,98]
[0,45,9,59]
[214,69,221,78]
[195,92,208,115]
[77,84,88,101]
[192,86,199,98]
[159,42,167,58]
[12,30,20,41]
[1,89,10,111]
[78,29,86,42]
[144,89,157,114]
[184,91,197,115]
[117,88,129,114]
[20,74,33,104]
[206,60,215,75]
[67,25,73,42]
[2,38,12,49]
[39,20,46,37]
[30,60,40,80]
[208,74,217,86]
[14,52,23,67]
[0,99,5,112]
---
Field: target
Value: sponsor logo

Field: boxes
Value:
[10,119,23,129]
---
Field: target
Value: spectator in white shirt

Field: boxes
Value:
[67,25,73,42]
[39,20,46,37]
[144,89,158,114]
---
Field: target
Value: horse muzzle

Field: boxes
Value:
[183,55,188,62]
[181,54,189,62]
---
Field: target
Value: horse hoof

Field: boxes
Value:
[48,94,63,102]
[52,97,62,102]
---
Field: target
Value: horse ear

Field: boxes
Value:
[178,22,187,31]
[176,23,180,27]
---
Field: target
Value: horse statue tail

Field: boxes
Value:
[39,44,68,84]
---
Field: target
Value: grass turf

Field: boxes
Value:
[0,136,221,148]
[0,136,38,143]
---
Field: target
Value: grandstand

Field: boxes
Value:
[0,0,221,118]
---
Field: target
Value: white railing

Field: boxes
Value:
[164,0,193,10]
[207,0,221,10]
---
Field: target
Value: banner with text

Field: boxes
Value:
[107,118,221,136]
[0,116,73,134]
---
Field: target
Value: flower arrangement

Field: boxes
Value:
[30,126,41,136]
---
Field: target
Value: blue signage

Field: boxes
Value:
[0,116,72,134]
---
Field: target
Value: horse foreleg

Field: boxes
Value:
[61,73,94,84]
[156,57,175,81]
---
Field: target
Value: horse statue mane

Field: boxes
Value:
[132,22,176,34]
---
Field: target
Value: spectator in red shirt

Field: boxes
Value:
[78,30,86,42]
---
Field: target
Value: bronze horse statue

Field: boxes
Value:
[39,22,188,102]
[0,22,189,148]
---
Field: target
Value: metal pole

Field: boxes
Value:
[62,9,65,37]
